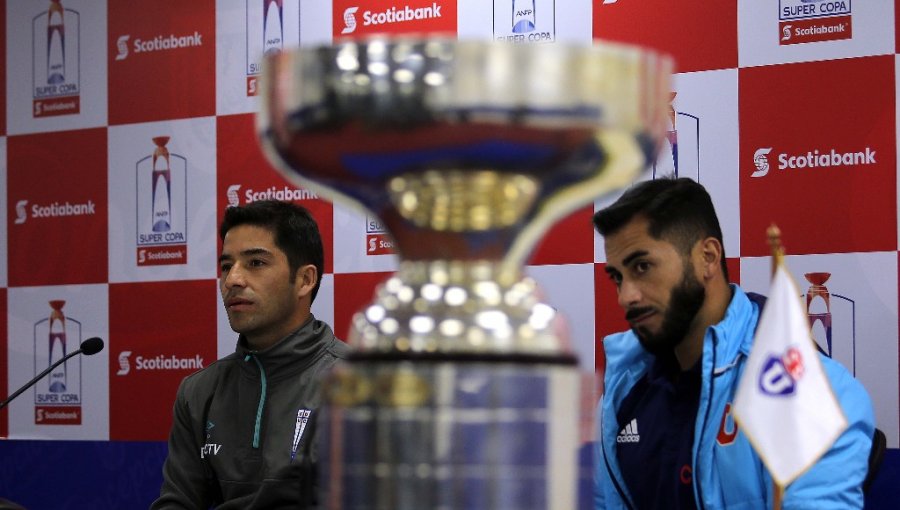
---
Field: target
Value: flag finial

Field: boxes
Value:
[767,224,785,276]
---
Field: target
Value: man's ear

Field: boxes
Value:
[295,264,318,300]
[698,237,724,280]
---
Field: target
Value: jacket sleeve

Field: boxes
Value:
[782,359,875,510]
[593,397,608,510]
[150,379,213,510]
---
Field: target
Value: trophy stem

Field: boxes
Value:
[507,129,645,270]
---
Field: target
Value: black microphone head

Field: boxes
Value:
[80,337,104,355]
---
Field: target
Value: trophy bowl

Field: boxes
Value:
[258,37,671,509]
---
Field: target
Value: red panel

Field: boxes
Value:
[7,129,108,286]
[108,0,216,124]
[739,56,897,256]
[333,0,457,38]
[592,0,737,73]
[108,280,218,441]
[216,114,334,274]
[529,205,594,266]
[725,257,741,286]
[333,271,393,341]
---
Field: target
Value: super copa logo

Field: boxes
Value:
[652,93,700,182]
[365,214,394,256]
[802,271,858,375]
[33,300,84,425]
[32,0,81,118]
[135,136,189,266]
[246,0,299,96]
[778,0,851,46]
[493,0,556,43]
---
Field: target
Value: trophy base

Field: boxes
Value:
[320,360,580,510]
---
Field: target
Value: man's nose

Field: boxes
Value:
[223,265,246,288]
[617,279,641,308]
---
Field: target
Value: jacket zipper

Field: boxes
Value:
[245,354,268,449]
[693,333,718,510]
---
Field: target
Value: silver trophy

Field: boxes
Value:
[258,38,671,509]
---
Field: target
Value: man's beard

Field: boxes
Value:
[630,265,706,356]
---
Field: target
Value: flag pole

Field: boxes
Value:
[767,224,784,277]
[766,223,785,510]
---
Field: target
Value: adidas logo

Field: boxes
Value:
[616,418,640,443]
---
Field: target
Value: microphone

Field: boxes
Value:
[0,337,105,410]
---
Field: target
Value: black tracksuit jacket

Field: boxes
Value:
[151,317,350,509]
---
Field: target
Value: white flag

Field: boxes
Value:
[733,264,848,487]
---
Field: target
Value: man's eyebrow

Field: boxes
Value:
[621,250,649,268]
[218,247,273,263]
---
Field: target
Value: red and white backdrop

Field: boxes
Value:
[1,0,899,504]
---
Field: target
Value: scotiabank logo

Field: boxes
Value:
[115,35,130,60]
[778,0,851,45]
[225,184,319,207]
[12,199,97,225]
[113,31,204,61]
[32,1,82,117]
[341,7,359,34]
[751,146,876,177]
[367,234,394,255]
[752,148,773,178]
[340,2,444,34]
[116,350,205,376]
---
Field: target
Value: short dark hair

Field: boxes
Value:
[593,177,729,281]
[219,200,324,302]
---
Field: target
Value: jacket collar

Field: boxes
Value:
[706,284,760,371]
[234,314,336,380]
[604,284,761,384]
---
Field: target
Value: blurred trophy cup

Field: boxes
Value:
[258,38,671,509]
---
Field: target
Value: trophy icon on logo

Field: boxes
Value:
[258,38,671,508]
[47,300,68,393]
[262,0,283,56]
[46,0,66,85]
[151,136,173,233]
[805,272,833,357]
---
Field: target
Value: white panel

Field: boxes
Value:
[738,0,894,68]
[6,0,108,135]
[741,252,900,448]
[300,0,334,45]
[216,0,301,116]
[527,263,595,370]
[332,203,399,274]
[594,68,740,262]
[107,117,218,283]
[7,284,110,440]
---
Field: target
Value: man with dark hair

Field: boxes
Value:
[593,177,874,509]
[153,200,349,509]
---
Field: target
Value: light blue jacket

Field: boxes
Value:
[594,285,875,510]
